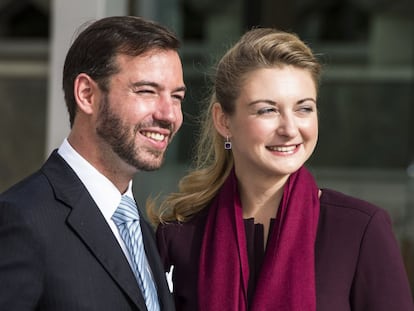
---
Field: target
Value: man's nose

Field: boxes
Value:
[154,95,179,124]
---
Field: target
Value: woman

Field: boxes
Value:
[148,28,414,310]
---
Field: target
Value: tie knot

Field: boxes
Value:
[112,195,139,225]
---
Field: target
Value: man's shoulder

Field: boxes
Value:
[1,169,47,201]
[0,151,70,206]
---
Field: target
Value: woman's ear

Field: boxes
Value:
[73,73,99,115]
[212,102,231,138]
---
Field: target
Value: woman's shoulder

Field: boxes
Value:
[316,190,413,310]
[156,206,209,265]
[157,206,210,236]
[318,188,394,233]
[319,188,386,218]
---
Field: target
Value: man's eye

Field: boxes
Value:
[172,94,184,102]
[136,89,155,94]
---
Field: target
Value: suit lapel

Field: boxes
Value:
[42,151,147,310]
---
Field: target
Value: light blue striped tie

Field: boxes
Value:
[112,195,160,311]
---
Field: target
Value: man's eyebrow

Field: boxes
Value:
[131,80,158,88]
[174,86,187,93]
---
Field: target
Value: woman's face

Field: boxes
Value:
[226,65,318,179]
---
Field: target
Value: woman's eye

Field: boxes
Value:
[298,106,314,113]
[257,107,277,115]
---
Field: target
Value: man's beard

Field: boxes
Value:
[96,95,168,171]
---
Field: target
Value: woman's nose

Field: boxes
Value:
[276,114,299,138]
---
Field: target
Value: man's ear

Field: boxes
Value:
[73,73,99,115]
[212,102,231,138]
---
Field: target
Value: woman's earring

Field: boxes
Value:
[224,136,232,150]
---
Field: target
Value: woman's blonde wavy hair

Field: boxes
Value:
[147,27,322,225]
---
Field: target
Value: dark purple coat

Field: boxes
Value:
[157,188,414,311]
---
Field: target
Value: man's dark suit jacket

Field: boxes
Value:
[0,151,174,311]
[157,188,414,311]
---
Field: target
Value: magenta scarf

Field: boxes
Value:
[198,166,320,311]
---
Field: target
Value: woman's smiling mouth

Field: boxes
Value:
[266,144,299,154]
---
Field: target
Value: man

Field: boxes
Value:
[0,16,185,310]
